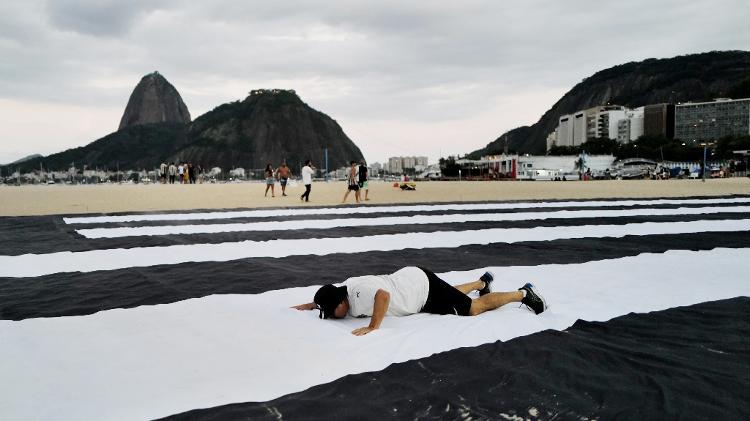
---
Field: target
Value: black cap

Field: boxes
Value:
[314,284,347,319]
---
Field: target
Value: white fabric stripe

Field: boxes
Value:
[1,248,748,421]
[4,219,750,277]
[76,205,750,238]
[62,197,750,224]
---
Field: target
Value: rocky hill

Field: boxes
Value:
[176,89,364,170]
[4,78,363,173]
[118,72,191,130]
[469,50,750,156]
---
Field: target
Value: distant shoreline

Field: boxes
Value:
[1,178,748,217]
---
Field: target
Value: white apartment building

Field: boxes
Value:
[550,105,630,150]
[616,107,644,143]
[593,106,628,140]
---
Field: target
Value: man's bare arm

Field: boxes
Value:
[352,289,390,336]
[292,302,316,311]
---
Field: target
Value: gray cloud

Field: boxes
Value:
[44,0,176,36]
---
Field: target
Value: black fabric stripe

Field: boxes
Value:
[160,297,750,421]
[2,212,750,256]
[2,231,749,320]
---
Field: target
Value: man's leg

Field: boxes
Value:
[453,280,485,295]
[468,291,524,316]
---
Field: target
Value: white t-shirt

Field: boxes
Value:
[344,266,429,318]
[301,166,314,185]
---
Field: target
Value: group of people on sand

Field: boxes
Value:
[262,159,371,204]
[342,160,370,203]
[263,160,317,202]
[159,161,205,184]
[263,162,295,197]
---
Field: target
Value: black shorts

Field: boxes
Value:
[348,184,359,191]
[418,267,472,316]
[280,177,288,186]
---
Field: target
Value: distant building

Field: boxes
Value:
[674,98,750,142]
[370,162,382,176]
[479,154,616,180]
[551,105,626,149]
[616,107,644,143]
[386,156,428,174]
[643,103,675,138]
[387,157,403,174]
[592,106,628,140]
[553,114,575,147]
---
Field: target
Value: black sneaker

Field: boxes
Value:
[519,283,547,315]
[478,271,494,296]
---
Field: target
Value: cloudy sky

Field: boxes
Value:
[1,0,748,165]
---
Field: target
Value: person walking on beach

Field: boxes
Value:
[293,267,547,336]
[342,161,361,203]
[183,162,190,184]
[358,160,370,201]
[177,162,185,184]
[188,162,196,184]
[159,161,167,184]
[168,162,176,184]
[300,160,315,202]
[277,162,292,196]
[264,163,276,197]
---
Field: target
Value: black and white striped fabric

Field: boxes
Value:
[2,196,749,420]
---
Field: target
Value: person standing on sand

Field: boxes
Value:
[183,163,190,184]
[177,163,185,184]
[300,160,315,202]
[160,161,167,184]
[277,163,292,196]
[264,163,276,197]
[168,162,176,184]
[358,160,370,201]
[342,161,360,203]
[188,162,196,184]
[293,267,547,336]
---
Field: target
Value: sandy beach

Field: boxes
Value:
[1,178,749,216]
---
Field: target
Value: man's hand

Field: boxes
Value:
[352,289,390,336]
[351,326,378,336]
[292,302,316,311]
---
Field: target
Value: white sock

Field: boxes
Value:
[520,289,527,298]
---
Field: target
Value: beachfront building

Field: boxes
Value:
[592,106,628,140]
[616,107,644,143]
[516,155,616,180]
[550,105,627,149]
[476,154,616,180]
[674,98,750,142]
[644,103,675,138]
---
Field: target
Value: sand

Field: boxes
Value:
[0,178,749,216]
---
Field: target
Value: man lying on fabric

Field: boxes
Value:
[292,266,547,336]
